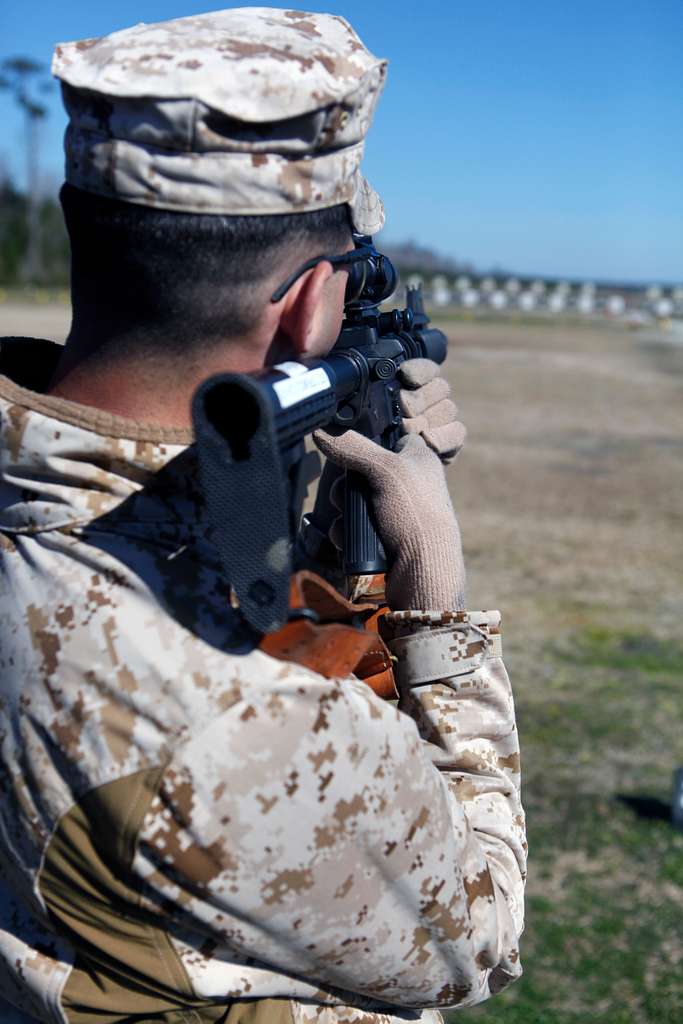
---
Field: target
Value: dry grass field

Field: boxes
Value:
[1,304,682,1022]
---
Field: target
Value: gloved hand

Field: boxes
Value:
[398,358,466,463]
[313,430,466,611]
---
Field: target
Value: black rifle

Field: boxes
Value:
[192,238,447,635]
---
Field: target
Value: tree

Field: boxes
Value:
[0,176,69,286]
[0,177,28,283]
[0,57,53,282]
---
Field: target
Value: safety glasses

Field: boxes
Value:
[270,236,393,306]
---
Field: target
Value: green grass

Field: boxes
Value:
[450,623,683,1024]
[558,626,683,677]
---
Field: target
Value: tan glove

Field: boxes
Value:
[398,358,466,463]
[313,430,466,611]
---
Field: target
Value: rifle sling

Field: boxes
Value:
[259,570,398,700]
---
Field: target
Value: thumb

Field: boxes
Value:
[313,429,391,483]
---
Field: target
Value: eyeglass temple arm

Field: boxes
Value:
[270,250,367,304]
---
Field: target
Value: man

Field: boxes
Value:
[0,9,526,1024]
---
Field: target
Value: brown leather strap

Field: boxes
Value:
[260,571,398,699]
[354,606,397,699]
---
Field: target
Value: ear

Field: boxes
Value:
[276,260,334,357]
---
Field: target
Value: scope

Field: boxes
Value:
[344,235,398,307]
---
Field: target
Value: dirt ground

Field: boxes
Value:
[441,316,683,634]
[1,304,682,1022]
[0,301,71,343]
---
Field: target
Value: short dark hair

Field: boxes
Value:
[60,183,352,354]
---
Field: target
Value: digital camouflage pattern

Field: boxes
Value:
[0,348,526,1023]
[51,8,387,232]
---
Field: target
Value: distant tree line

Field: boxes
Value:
[0,178,69,286]
[0,54,69,287]
[380,239,474,280]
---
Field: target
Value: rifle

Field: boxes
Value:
[192,237,447,635]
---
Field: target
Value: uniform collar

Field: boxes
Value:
[0,349,200,535]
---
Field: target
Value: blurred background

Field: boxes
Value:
[1,1,682,1022]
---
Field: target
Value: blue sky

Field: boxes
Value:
[1,0,682,282]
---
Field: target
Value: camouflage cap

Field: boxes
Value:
[51,8,387,234]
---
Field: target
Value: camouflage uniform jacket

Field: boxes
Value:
[0,349,526,1024]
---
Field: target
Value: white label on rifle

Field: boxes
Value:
[273,367,331,409]
[274,361,308,378]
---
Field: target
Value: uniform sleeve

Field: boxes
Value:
[384,610,526,995]
[133,612,526,1011]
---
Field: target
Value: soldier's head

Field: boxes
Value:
[53,8,387,371]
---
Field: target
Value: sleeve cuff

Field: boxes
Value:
[381,609,503,688]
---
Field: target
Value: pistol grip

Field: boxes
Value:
[342,469,387,576]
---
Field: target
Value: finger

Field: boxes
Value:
[422,397,460,429]
[393,432,432,456]
[422,421,467,461]
[397,358,440,389]
[402,401,458,437]
[401,413,428,435]
[313,429,391,482]
[399,376,450,418]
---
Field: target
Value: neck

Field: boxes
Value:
[47,326,285,428]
